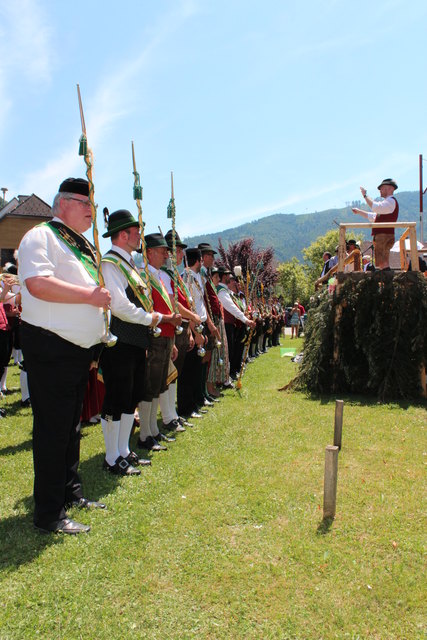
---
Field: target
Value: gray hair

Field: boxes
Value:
[52,191,77,215]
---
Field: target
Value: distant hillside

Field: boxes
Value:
[184,191,425,263]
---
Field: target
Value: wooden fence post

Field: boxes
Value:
[334,400,344,450]
[323,445,339,519]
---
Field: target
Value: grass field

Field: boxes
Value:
[0,337,425,640]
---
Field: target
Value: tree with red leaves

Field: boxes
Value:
[216,237,278,291]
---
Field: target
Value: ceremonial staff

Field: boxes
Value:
[131,141,161,337]
[166,172,183,335]
[182,253,206,357]
[235,260,263,391]
[76,84,117,347]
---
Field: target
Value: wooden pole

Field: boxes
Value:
[323,445,339,519]
[420,154,424,245]
[334,400,344,450]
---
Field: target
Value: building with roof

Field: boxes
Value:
[0,194,52,265]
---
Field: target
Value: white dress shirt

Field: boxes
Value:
[102,245,156,326]
[217,285,250,324]
[18,218,105,348]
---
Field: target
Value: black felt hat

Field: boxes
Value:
[102,209,139,238]
[165,229,187,249]
[58,178,89,196]
[377,178,398,190]
[217,266,232,276]
[198,242,217,255]
[145,233,168,249]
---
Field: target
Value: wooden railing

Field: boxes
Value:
[337,222,419,272]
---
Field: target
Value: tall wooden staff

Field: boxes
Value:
[235,260,263,390]
[166,172,183,335]
[131,141,161,337]
[76,84,117,347]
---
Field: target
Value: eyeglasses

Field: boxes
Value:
[65,196,93,207]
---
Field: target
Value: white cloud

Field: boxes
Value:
[20,0,200,200]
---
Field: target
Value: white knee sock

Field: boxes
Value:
[1,367,7,392]
[149,397,160,437]
[138,401,152,441]
[101,417,120,466]
[118,413,134,459]
[159,389,174,425]
[20,370,29,402]
[168,382,179,420]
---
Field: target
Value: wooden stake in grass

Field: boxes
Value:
[323,445,339,519]
[334,399,344,450]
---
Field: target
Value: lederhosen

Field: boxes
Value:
[141,272,174,402]
[100,250,150,420]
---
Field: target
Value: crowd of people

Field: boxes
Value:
[0,177,288,535]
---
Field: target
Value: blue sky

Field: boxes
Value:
[1,0,426,251]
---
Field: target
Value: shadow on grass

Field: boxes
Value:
[0,438,32,457]
[0,500,65,570]
[78,453,125,501]
[316,516,334,535]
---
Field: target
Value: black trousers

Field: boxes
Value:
[100,341,146,420]
[177,343,202,417]
[233,325,246,376]
[225,323,236,376]
[21,322,96,527]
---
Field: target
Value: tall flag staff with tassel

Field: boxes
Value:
[236,260,264,391]
[76,84,117,347]
[167,172,183,335]
[131,141,161,337]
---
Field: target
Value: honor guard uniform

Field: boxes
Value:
[18,178,110,535]
[181,248,208,418]
[100,210,160,475]
[216,268,255,379]
[136,233,182,451]
[160,230,201,429]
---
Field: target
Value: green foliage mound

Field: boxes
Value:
[297,272,427,401]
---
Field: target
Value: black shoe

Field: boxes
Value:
[163,419,185,433]
[20,398,31,408]
[69,497,106,510]
[0,408,6,417]
[156,432,175,443]
[137,436,167,451]
[126,451,151,466]
[178,416,194,427]
[203,398,214,407]
[34,518,90,535]
[103,456,141,476]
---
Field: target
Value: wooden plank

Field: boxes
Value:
[334,400,344,450]
[323,445,339,519]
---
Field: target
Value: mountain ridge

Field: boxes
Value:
[184,191,425,262]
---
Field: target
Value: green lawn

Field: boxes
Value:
[0,339,425,640]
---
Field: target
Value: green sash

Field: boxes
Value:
[102,254,151,312]
[44,221,99,284]
[149,273,174,312]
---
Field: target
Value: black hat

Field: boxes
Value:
[211,267,220,276]
[217,266,232,276]
[59,178,89,196]
[377,178,398,190]
[198,242,217,255]
[185,247,201,260]
[165,229,187,249]
[347,238,357,245]
[102,209,139,238]
[145,233,168,249]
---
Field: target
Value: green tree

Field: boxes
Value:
[277,257,310,306]
[302,229,340,283]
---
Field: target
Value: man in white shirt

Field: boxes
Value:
[352,178,399,269]
[18,178,111,535]
[216,268,255,379]
[100,210,161,476]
